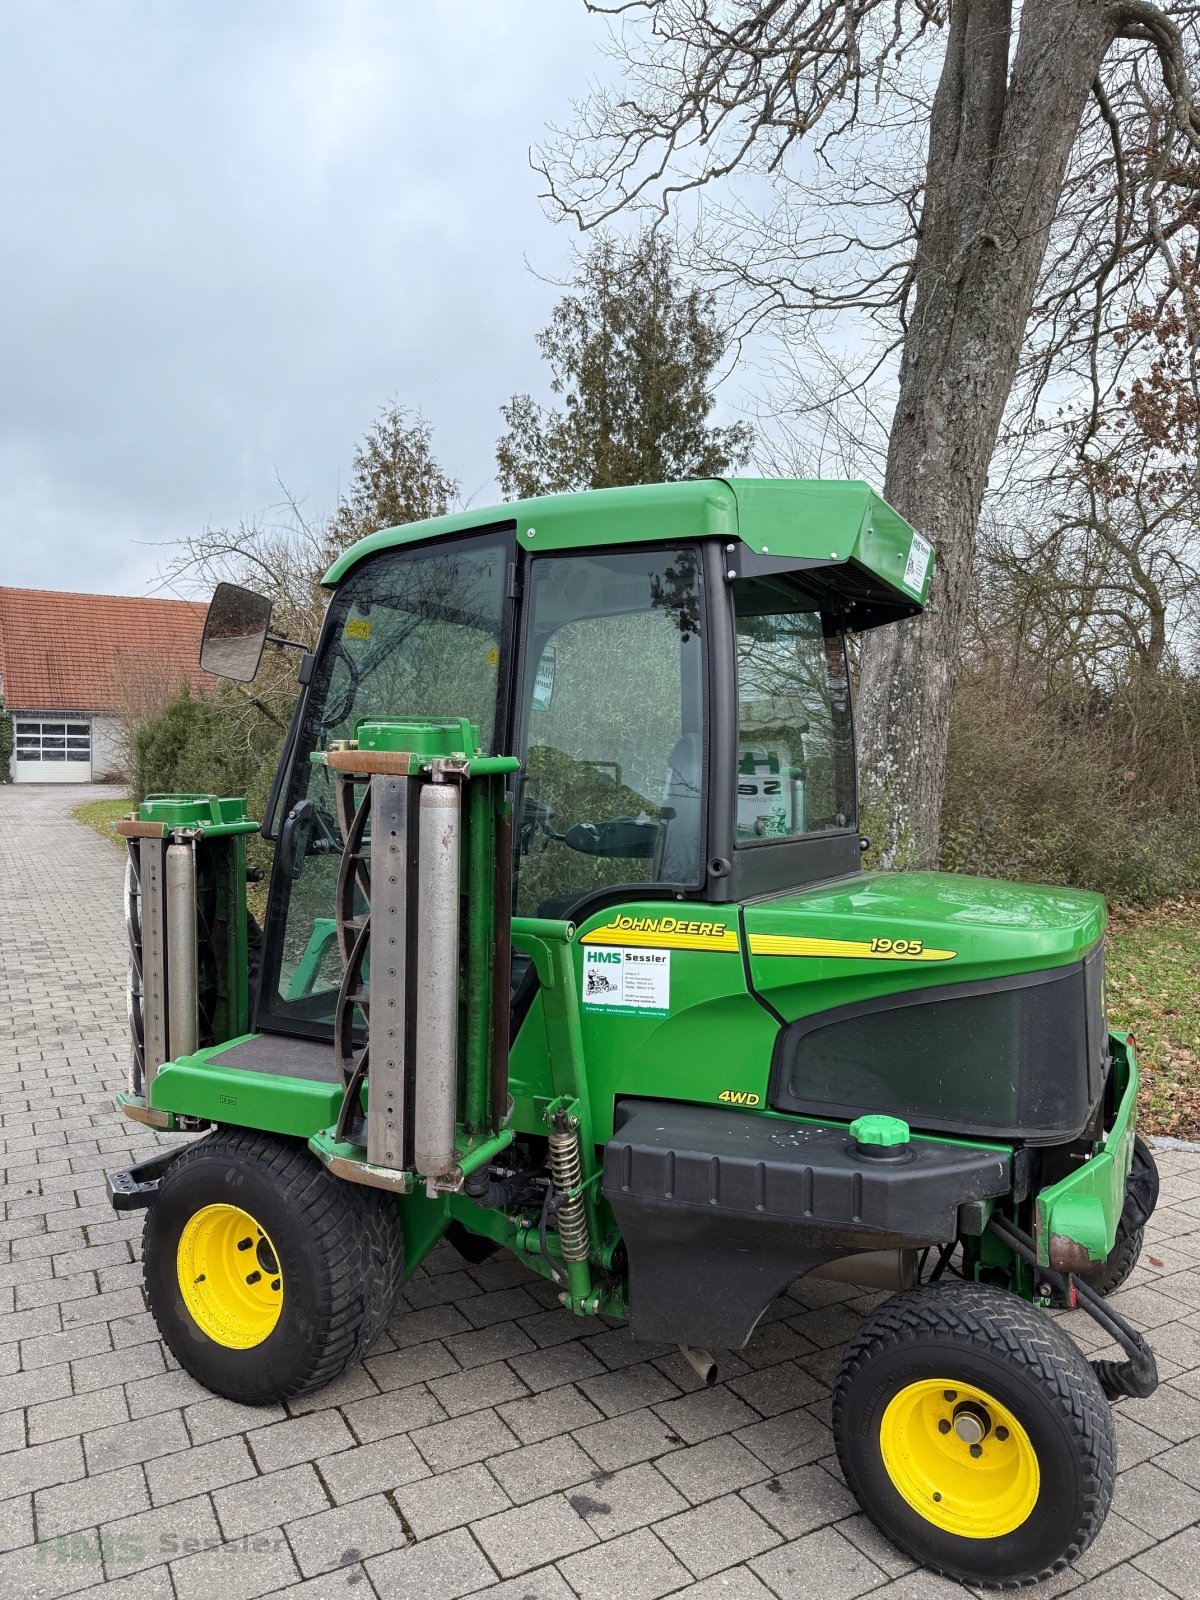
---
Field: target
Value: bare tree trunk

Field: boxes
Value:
[857,0,1117,866]
[1145,601,1168,674]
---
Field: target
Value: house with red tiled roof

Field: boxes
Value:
[0,588,214,783]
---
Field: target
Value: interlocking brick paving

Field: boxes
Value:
[2,784,1198,1598]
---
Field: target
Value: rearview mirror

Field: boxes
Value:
[200,582,273,682]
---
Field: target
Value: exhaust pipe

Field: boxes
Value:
[679,1344,718,1386]
[413,784,461,1180]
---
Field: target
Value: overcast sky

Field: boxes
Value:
[0,1,621,596]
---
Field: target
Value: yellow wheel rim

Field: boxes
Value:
[176,1203,283,1349]
[879,1378,1040,1539]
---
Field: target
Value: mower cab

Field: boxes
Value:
[109,478,1158,1587]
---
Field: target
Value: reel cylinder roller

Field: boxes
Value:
[414,783,462,1181]
[114,797,257,1103]
[322,720,519,1189]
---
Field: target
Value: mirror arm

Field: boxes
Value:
[266,632,309,653]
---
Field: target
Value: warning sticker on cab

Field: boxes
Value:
[901,531,934,597]
[582,946,670,1017]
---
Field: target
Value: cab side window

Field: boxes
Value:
[733,578,855,841]
[515,547,704,919]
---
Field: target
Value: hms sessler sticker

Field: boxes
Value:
[901,531,934,596]
[582,946,670,1017]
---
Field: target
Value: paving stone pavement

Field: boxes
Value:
[2,783,1199,1600]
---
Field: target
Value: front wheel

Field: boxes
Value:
[833,1282,1115,1587]
[143,1128,405,1404]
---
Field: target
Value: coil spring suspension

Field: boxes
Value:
[548,1111,591,1264]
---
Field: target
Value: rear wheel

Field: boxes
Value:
[144,1128,404,1403]
[1077,1133,1159,1298]
[833,1282,1115,1587]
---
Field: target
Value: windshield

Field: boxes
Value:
[313,545,508,748]
[259,536,510,1033]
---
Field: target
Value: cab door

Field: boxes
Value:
[505,542,773,1140]
[512,543,707,922]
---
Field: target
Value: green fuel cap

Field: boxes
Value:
[850,1114,910,1155]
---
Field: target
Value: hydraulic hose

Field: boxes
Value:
[464,1165,548,1211]
[988,1213,1159,1400]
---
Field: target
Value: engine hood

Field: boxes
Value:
[742,870,1106,1023]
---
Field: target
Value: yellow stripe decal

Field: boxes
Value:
[747,934,956,962]
[580,919,955,961]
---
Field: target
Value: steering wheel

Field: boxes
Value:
[562,816,658,859]
[520,791,659,860]
[518,794,562,855]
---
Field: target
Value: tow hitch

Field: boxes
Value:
[106,1148,183,1211]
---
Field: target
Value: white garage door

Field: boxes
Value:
[14,719,92,782]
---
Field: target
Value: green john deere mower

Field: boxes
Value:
[108,478,1161,1586]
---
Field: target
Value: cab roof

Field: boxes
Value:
[322,477,933,629]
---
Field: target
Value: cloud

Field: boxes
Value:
[0,0,603,594]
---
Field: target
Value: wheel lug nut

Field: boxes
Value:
[943,1390,957,1401]
[237,1238,253,1251]
[932,1492,942,1502]
[970,1443,983,1458]
[938,1419,951,1434]
[245,1270,262,1285]
[995,1426,1009,1441]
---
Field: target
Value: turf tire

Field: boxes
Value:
[143,1128,404,1404]
[833,1281,1116,1588]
